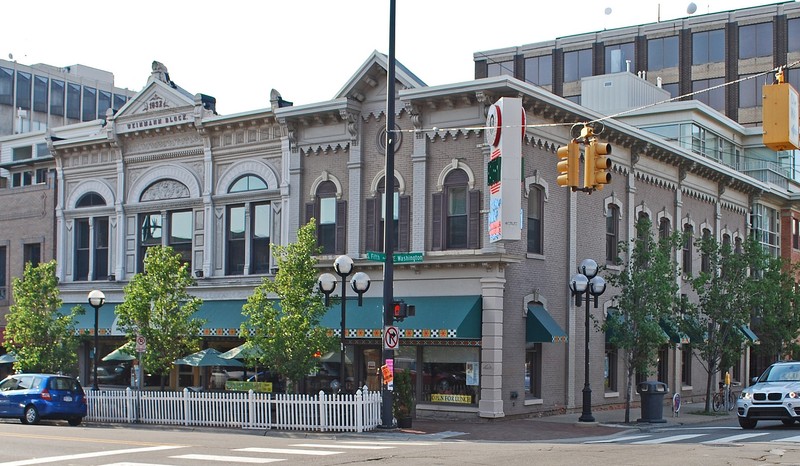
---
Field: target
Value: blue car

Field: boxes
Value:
[0,373,87,426]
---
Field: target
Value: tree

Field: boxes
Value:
[603,216,680,423]
[241,220,336,393]
[681,232,752,412]
[115,246,204,389]
[4,260,82,374]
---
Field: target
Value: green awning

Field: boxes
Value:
[320,295,482,340]
[739,325,760,344]
[659,317,690,344]
[64,303,120,335]
[526,305,567,343]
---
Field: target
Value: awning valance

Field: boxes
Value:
[739,325,760,344]
[659,317,690,345]
[526,305,567,343]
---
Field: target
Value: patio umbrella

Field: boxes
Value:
[219,342,262,360]
[102,343,136,362]
[0,352,16,364]
[173,348,244,367]
[319,350,352,364]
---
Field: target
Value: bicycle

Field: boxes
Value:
[712,382,738,412]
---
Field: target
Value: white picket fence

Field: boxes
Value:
[86,387,383,432]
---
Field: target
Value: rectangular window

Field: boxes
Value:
[0,246,5,301]
[95,217,109,280]
[793,218,799,250]
[98,90,112,119]
[422,346,479,405]
[751,204,780,257]
[74,219,90,281]
[692,29,725,65]
[683,224,693,275]
[525,344,541,398]
[16,71,31,110]
[66,83,81,119]
[12,146,32,161]
[379,191,400,252]
[35,168,47,184]
[0,67,12,105]
[739,74,766,109]
[739,22,773,59]
[681,345,692,386]
[169,211,192,269]
[692,78,725,112]
[563,49,592,82]
[701,229,711,273]
[50,79,65,116]
[251,202,271,274]
[662,82,679,98]
[138,213,162,273]
[524,55,552,86]
[227,205,245,275]
[446,186,468,249]
[647,36,679,71]
[790,18,800,53]
[113,93,128,111]
[23,243,40,268]
[527,187,542,254]
[82,87,96,121]
[606,205,619,263]
[605,43,634,74]
[605,343,618,391]
[487,60,514,77]
[36,143,49,157]
[33,76,48,113]
[319,197,337,254]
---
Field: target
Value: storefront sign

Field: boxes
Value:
[431,394,472,403]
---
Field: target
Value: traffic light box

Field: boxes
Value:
[556,139,580,189]
[584,139,612,191]
[392,300,416,321]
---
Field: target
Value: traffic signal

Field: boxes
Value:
[584,139,612,191]
[556,139,580,188]
[392,300,416,321]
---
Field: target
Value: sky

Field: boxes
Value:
[1,0,787,115]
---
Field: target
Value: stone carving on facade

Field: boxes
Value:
[140,180,190,201]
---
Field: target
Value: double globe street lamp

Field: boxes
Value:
[318,255,370,393]
[87,289,106,391]
[569,259,606,423]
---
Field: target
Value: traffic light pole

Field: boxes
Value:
[380,0,396,429]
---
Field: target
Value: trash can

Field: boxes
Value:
[637,381,668,423]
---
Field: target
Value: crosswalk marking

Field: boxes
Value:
[702,433,769,444]
[632,434,706,444]
[0,446,186,466]
[289,443,394,450]
[171,454,284,464]
[584,434,652,444]
[235,447,343,456]
[772,435,800,443]
[342,441,436,446]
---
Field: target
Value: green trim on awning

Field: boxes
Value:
[659,317,690,344]
[320,295,482,339]
[61,303,119,335]
[739,325,760,344]
[526,305,567,343]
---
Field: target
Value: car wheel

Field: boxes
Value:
[67,417,82,427]
[23,405,40,425]
[738,417,757,429]
[782,419,796,426]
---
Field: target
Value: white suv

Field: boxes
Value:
[737,361,800,429]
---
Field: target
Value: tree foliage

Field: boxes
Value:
[241,220,336,393]
[114,246,204,386]
[681,233,757,412]
[4,260,82,374]
[603,217,680,423]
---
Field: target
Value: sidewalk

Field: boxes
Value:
[392,401,736,441]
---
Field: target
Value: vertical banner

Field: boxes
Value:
[486,97,523,243]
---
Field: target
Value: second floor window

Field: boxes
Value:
[432,169,480,251]
[169,211,193,269]
[739,22,773,59]
[605,43,634,73]
[659,217,671,242]
[365,177,410,253]
[226,202,271,275]
[683,224,694,275]
[138,213,162,272]
[527,186,543,255]
[606,205,619,263]
[74,217,109,281]
[305,180,346,255]
[692,29,725,65]
[701,228,711,274]
[524,55,552,86]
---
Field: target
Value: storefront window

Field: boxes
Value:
[422,346,479,405]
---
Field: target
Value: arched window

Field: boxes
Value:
[228,175,267,193]
[305,180,345,255]
[73,191,108,281]
[527,186,543,254]
[701,228,712,273]
[659,217,671,241]
[366,177,410,252]
[432,169,480,250]
[606,205,620,263]
[683,224,694,275]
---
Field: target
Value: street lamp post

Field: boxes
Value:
[87,289,106,391]
[569,259,606,423]
[318,255,370,393]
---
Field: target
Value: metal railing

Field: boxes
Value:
[86,387,382,432]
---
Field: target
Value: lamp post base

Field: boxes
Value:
[578,384,594,422]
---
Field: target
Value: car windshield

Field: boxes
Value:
[760,364,800,382]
